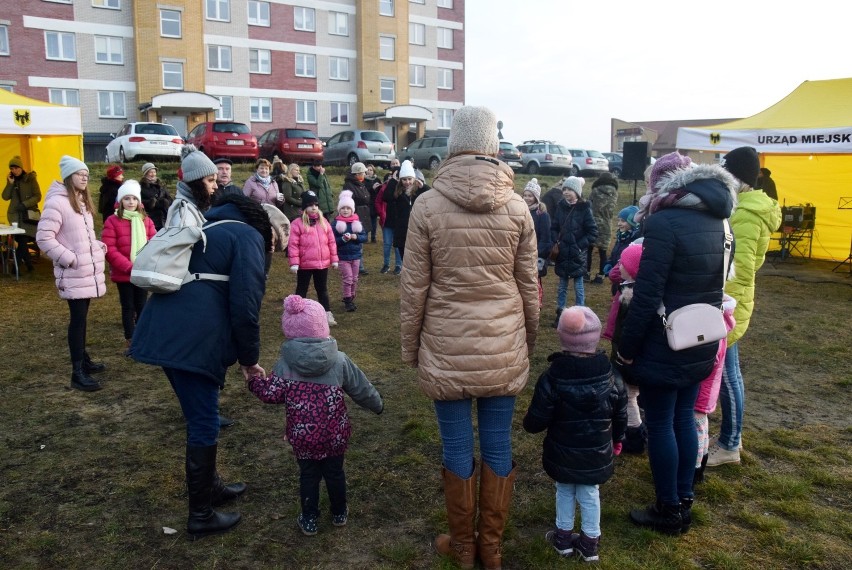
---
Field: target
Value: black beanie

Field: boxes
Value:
[723,147,760,188]
[301,190,319,209]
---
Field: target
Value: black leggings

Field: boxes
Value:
[297,455,346,517]
[116,282,148,340]
[67,298,91,362]
[295,268,330,311]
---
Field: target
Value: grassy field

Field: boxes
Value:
[1,162,850,569]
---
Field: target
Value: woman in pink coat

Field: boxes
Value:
[36,156,108,392]
[288,190,339,326]
[101,180,157,351]
[242,158,282,206]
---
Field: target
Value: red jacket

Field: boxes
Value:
[289,215,338,270]
[102,213,157,282]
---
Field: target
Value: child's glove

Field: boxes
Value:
[613,442,623,456]
[603,263,612,275]
[290,265,299,273]
[332,262,339,269]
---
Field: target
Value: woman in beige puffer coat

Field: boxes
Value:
[400,106,539,570]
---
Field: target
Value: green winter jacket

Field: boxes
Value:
[725,190,782,344]
[306,167,334,216]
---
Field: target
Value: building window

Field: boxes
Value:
[437,0,453,7]
[438,68,453,89]
[437,27,453,49]
[249,49,271,74]
[94,36,123,65]
[0,84,13,92]
[98,91,126,118]
[45,31,76,61]
[49,88,79,107]
[330,102,349,125]
[250,97,271,122]
[162,61,183,90]
[379,0,394,16]
[380,79,395,103]
[329,57,349,81]
[206,0,230,22]
[328,11,348,36]
[208,45,231,71]
[379,36,395,61]
[294,7,315,31]
[409,64,425,87]
[295,53,316,78]
[437,109,453,129]
[160,9,181,38]
[247,1,270,26]
[0,26,9,56]
[409,22,425,45]
[92,0,120,8]
[215,96,233,120]
[410,0,425,4]
[296,100,317,124]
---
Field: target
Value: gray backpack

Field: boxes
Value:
[130,202,243,294]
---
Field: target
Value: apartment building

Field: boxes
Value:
[0,0,465,160]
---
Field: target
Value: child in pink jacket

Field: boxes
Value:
[101,180,157,350]
[288,190,339,326]
[693,294,737,484]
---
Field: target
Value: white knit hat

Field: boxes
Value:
[337,189,356,211]
[180,144,217,182]
[350,162,367,174]
[399,160,415,179]
[116,180,142,204]
[562,176,586,197]
[59,155,88,180]
[448,106,499,156]
[524,178,541,203]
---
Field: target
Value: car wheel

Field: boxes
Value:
[526,162,539,175]
[611,167,622,177]
[348,153,359,167]
[119,147,128,163]
[429,157,441,170]
[571,165,580,176]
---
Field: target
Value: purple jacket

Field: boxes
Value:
[36,181,107,300]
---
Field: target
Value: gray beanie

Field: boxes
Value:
[562,176,585,197]
[448,106,499,156]
[141,162,157,176]
[59,155,88,180]
[180,144,216,182]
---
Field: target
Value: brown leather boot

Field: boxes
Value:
[477,462,516,570]
[434,463,477,569]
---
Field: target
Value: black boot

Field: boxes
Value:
[693,454,708,486]
[211,472,247,507]
[82,351,106,374]
[622,423,647,454]
[344,297,356,312]
[629,500,683,535]
[680,497,694,534]
[552,307,563,328]
[186,445,241,541]
[71,361,102,392]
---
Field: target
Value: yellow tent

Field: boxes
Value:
[676,78,852,261]
[0,90,83,224]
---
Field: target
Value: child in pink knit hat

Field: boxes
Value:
[245,295,383,536]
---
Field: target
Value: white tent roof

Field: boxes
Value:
[0,90,82,136]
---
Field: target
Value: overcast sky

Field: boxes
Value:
[464,0,852,151]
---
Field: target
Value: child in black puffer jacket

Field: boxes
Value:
[523,306,627,563]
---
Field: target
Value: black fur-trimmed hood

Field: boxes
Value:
[656,163,739,219]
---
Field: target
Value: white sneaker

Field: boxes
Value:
[326,311,337,326]
[706,443,740,467]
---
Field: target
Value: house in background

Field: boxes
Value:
[610,117,740,164]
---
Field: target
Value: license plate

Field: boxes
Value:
[374,154,387,159]
[508,161,522,168]
[149,141,168,145]
[557,156,567,161]
[226,139,244,145]
[298,144,313,149]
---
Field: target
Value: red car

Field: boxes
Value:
[185,121,259,162]
[257,128,324,164]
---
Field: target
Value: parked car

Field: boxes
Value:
[568,149,609,176]
[323,129,396,168]
[516,140,573,175]
[185,121,259,162]
[105,122,184,163]
[497,141,524,170]
[602,152,623,177]
[257,128,324,164]
[402,136,448,170]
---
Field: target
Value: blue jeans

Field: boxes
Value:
[555,483,600,537]
[557,276,585,308]
[165,367,220,447]
[434,396,516,478]
[641,382,700,505]
[718,342,744,451]
[382,226,402,268]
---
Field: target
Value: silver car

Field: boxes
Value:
[105,122,184,163]
[569,149,609,176]
[516,140,573,175]
[402,136,448,170]
[323,129,397,168]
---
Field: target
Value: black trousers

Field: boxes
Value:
[297,455,346,517]
[67,298,91,362]
[116,282,148,340]
[295,268,330,311]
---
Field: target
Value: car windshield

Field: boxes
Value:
[500,142,515,150]
[588,150,606,159]
[360,131,390,143]
[552,145,570,155]
[285,129,318,139]
[212,122,250,134]
[136,123,179,136]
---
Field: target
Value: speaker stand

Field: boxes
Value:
[632,180,638,205]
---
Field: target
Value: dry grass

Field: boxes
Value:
[1,162,850,569]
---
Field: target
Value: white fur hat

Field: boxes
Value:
[338,189,356,211]
[59,155,88,180]
[448,106,499,156]
[399,160,415,179]
[116,179,142,204]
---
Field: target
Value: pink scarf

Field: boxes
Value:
[335,213,363,234]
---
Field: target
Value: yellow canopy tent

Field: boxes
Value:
[0,90,83,224]
[676,78,852,261]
